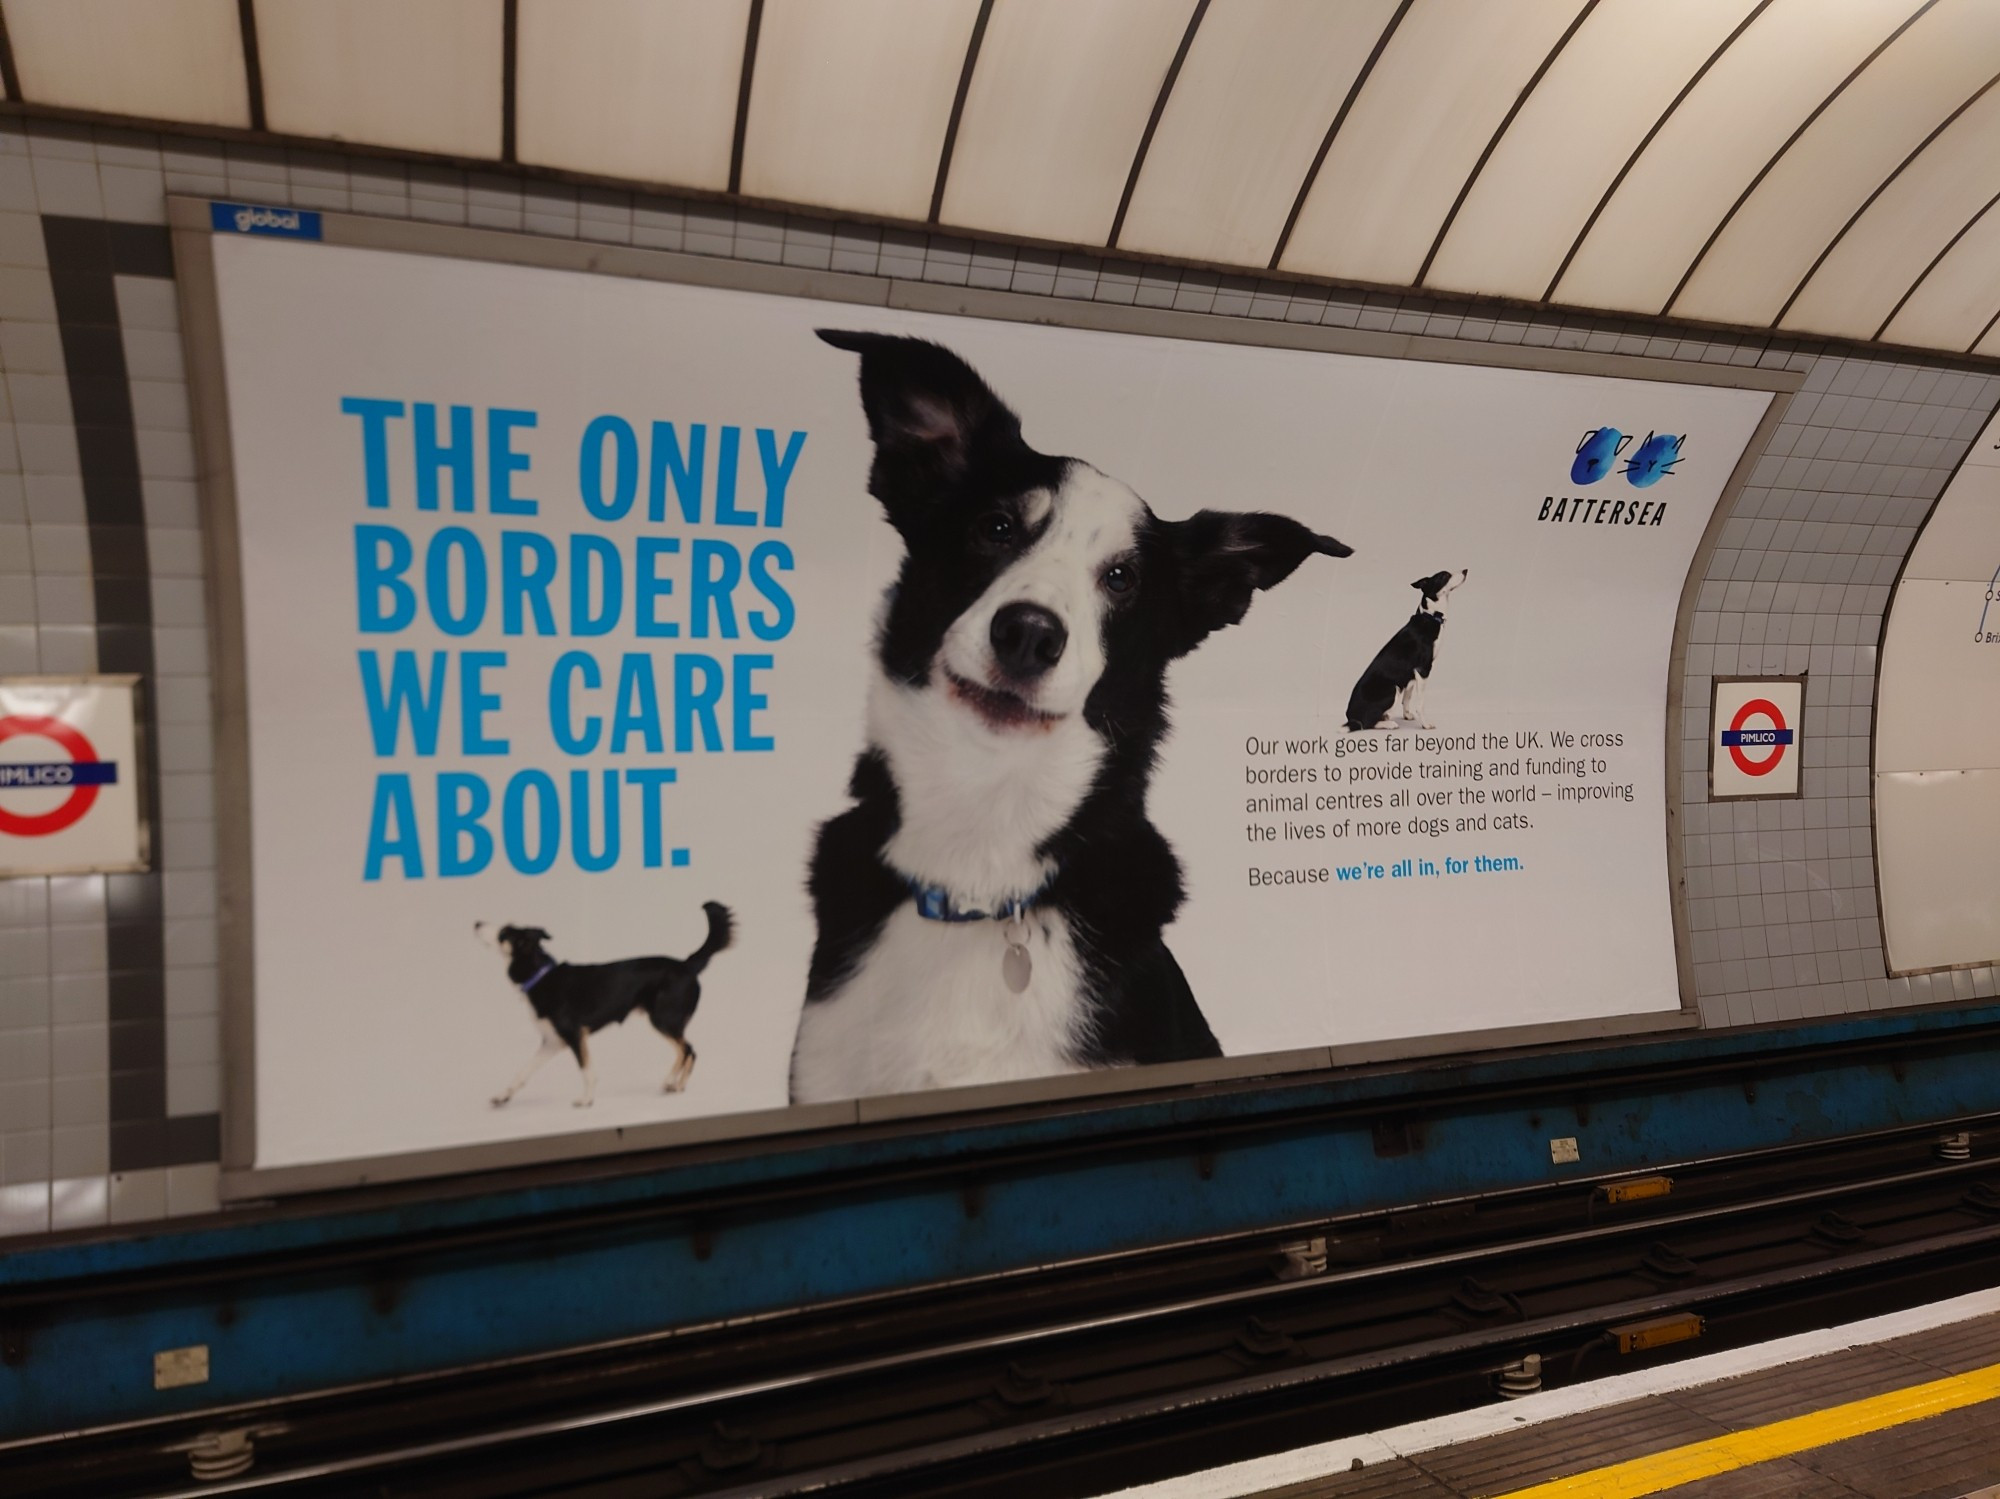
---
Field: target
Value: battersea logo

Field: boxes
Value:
[1541,427,1685,528]
[209,201,323,240]
[1570,428,1684,487]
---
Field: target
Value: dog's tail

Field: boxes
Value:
[686,901,734,974]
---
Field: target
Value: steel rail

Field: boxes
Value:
[111,1151,2000,1496]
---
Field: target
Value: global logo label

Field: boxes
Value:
[209,201,324,240]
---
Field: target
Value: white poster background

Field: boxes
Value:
[211,235,1770,1171]
[0,677,144,875]
[1876,408,2000,972]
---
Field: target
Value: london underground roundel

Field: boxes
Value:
[1721,697,1791,778]
[1711,679,1804,799]
[0,715,116,836]
[0,679,146,874]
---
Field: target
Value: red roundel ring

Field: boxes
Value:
[1726,697,1787,778]
[0,715,102,836]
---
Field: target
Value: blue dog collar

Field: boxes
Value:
[908,877,1051,924]
[518,960,558,992]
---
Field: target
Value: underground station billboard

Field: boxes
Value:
[196,218,1772,1181]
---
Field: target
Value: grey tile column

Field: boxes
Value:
[41,212,216,1172]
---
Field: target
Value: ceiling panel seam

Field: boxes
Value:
[0,4,19,102]
[1662,0,1939,319]
[928,0,993,223]
[1773,65,2000,329]
[500,0,518,164]
[1106,0,1208,250]
[1541,0,1775,306]
[1965,293,2000,355]
[727,0,766,195]
[235,0,265,133]
[1266,0,1415,272]
[1414,0,1600,289]
[1877,185,2000,342]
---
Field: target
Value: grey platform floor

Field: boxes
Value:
[1249,1312,2000,1499]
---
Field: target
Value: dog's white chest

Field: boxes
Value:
[789,907,1090,1103]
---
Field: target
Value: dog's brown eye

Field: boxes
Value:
[1102,563,1136,596]
[979,513,1015,545]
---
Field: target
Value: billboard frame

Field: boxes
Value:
[166,196,1796,1199]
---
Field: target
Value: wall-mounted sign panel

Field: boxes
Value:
[0,676,147,875]
[1710,678,1804,800]
[1876,409,2000,975]
[196,222,1772,1183]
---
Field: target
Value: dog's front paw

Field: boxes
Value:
[1420,721,1435,731]
[490,1093,512,1108]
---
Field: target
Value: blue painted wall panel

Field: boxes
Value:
[4,1002,1999,1436]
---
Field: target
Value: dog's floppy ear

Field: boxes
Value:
[519,926,550,944]
[1166,510,1351,655]
[817,330,1022,507]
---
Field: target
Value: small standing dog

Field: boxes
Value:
[789,330,1352,1104]
[1345,569,1468,731]
[478,901,733,1108]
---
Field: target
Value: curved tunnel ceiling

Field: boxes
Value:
[12,0,2000,357]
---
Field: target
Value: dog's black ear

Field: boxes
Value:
[522,926,550,943]
[817,330,1022,505]
[1166,510,1350,655]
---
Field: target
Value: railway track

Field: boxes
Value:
[10,1118,2000,1498]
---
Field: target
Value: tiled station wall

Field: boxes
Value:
[1,120,1995,1238]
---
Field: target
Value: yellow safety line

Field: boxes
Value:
[1485,1360,2000,1499]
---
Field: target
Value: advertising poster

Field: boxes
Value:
[204,230,1771,1173]
[1876,408,2000,973]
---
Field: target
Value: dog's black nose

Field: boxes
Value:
[990,603,1067,679]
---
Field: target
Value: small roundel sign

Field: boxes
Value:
[1711,679,1804,799]
[0,714,115,835]
[0,678,146,874]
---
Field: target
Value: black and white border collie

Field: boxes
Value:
[1344,569,1468,732]
[788,331,1352,1104]
[476,902,732,1108]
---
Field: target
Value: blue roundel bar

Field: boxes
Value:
[1720,728,1794,747]
[0,761,118,787]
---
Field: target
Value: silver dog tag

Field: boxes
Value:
[1001,913,1032,993]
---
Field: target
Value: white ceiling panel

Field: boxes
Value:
[1115,0,1402,267]
[940,0,1194,245]
[1279,0,1587,288]
[739,0,981,221]
[1674,0,2000,327]
[1880,198,2000,351]
[1422,0,1761,301]
[1785,83,2000,340]
[256,0,504,159]
[515,0,748,193]
[10,0,2000,354]
[4,0,250,127]
[1553,0,1919,316]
